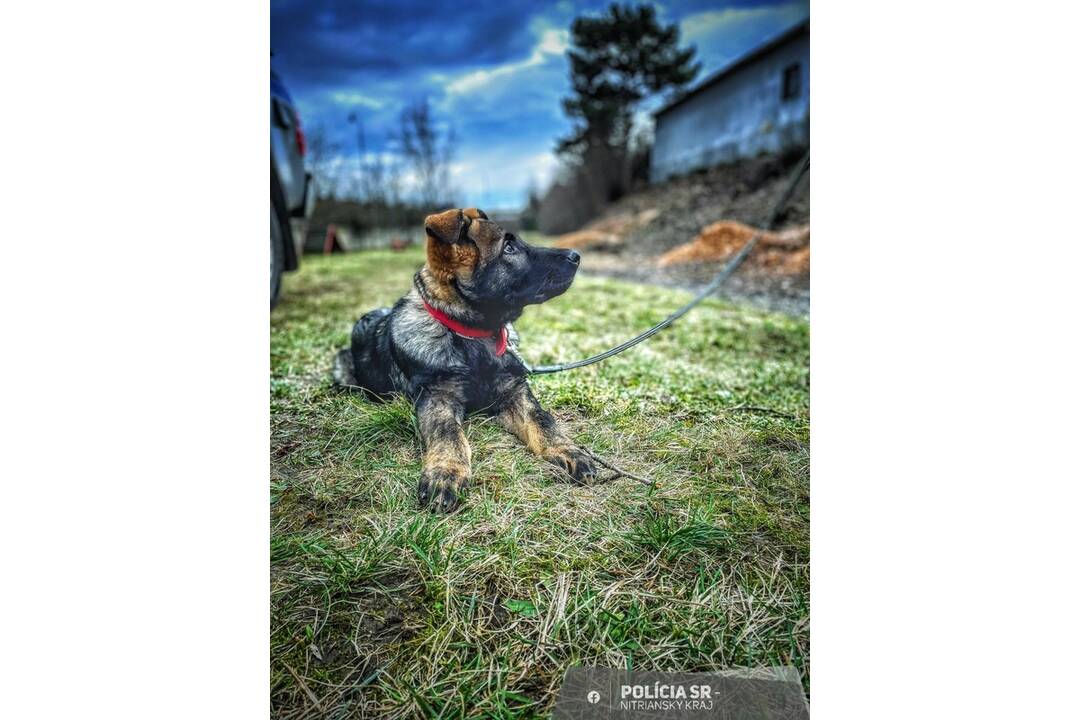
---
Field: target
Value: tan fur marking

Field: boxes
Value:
[426,239,478,283]
[494,383,596,484]
[423,208,493,283]
[424,208,466,243]
[465,218,504,260]
[416,393,472,510]
[422,424,471,469]
[503,408,546,455]
[498,392,569,459]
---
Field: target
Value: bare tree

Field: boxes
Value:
[349,112,395,207]
[398,99,455,208]
[305,123,342,200]
[345,112,366,202]
[385,149,403,206]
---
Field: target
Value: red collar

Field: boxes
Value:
[423,301,508,356]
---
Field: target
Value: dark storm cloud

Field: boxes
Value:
[271,0,538,90]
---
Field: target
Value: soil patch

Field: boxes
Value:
[554,152,810,316]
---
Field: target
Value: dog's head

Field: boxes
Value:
[423,207,580,323]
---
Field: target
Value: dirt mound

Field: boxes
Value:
[658,221,810,275]
[554,208,660,251]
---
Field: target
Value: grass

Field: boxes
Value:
[270,243,809,718]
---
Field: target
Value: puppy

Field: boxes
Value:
[333,208,596,512]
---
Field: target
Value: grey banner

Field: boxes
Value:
[552,666,809,719]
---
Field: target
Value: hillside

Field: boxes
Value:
[555,152,810,315]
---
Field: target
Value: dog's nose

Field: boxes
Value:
[566,250,581,266]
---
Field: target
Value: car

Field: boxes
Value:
[271,68,315,308]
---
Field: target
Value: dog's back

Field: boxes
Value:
[332,306,395,396]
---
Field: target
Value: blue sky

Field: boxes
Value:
[271,0,809,209]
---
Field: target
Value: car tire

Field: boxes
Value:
[271,203,285,309]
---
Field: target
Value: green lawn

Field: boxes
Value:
[270,245,810,718]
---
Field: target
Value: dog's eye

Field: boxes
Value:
[503,240,517,255]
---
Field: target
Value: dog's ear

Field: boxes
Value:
[424,209,470,244]
[424,209,482,281]
[424,208,492,245]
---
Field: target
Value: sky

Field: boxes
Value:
[270,0,809,210]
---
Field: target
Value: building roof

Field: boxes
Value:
[654,17,809,118]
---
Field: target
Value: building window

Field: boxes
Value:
[782,63,801,101]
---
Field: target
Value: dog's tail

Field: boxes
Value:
[332,348,358,389]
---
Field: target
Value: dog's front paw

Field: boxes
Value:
[418,466,468,513]
[545,446,598,485]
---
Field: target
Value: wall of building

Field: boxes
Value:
[651,31,809,182]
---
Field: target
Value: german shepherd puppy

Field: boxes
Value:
[333,208,595,512]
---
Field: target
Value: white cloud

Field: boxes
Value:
[681,3,807,45]
[329,91,386,110]
[445,28,568,95]
[448,149,559,209]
